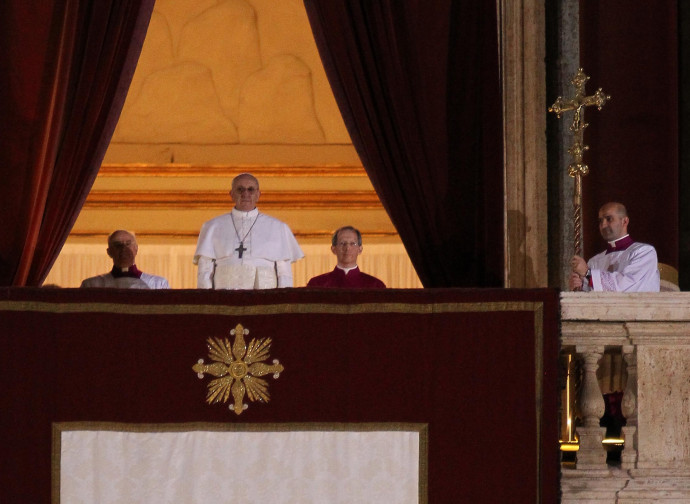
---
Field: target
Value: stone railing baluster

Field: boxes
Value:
[620,345,638,470]
[560,292,690,503]
[574,345,607,469]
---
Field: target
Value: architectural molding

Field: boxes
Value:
[65,229,400,239]
[98,163,368,178]
[499,0,548,287]
[83,190,383,209]
[561,292,690,321]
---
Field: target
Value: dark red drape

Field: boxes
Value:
[579,1,678,267]
[303,1,504,287]
[0,0,154,286]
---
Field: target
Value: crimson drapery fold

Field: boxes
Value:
[302,1,504,287]
[579,1,678,268]
[0,0,155,286]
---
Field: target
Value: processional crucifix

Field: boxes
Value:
[550,69,611,446]
[548,68,610,257]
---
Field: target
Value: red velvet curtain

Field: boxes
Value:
[303,1,504,287]
[0,1,154,286]
[579,1,678,267]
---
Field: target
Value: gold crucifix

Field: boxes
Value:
[549,68,610,256]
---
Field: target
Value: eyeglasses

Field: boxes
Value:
[336,241,359,248]
[233,186,258,194]
[110,240,133,248]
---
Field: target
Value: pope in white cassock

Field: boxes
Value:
[194,173,304,289]
[569,201,660,292]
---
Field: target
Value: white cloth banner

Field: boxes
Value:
[59,428,420,503]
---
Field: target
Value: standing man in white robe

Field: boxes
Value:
[569,202,660,292]
[194,173,304,289]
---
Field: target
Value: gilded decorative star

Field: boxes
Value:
[192,323,284,415]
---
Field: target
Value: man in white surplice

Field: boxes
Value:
[194,173,304,289]
[569,201,660,292]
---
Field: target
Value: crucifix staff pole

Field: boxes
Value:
[549,68,610,257]
[550,69,611,444]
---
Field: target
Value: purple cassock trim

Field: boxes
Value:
[110,264,143,278]
[605,235,634,254]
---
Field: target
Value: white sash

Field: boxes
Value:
[213,263,277,289]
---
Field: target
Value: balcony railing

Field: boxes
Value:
[560,292,690,503]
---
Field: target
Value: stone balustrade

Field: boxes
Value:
[561,292,690,503]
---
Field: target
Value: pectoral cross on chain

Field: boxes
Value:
[235,242,247,258]
[231,213,259,259]
[548,68,610,256]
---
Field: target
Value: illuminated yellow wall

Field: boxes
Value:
[47,0,421,288]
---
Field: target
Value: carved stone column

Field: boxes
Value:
[620,345,638,470]
[498,0,548,287]
[575,345,607,469]
[546,0,580,289]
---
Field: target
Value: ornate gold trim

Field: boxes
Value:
[54,421,428,432]
[83,190,383,209]
[98,163,368,178]
[1,300,543,316]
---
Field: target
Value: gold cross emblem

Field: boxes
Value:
[549,68,611,256]
[193,323,284,415]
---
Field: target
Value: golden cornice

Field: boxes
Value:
[98,163,368,178]
[66,230,400,239]
[83,190,383,209]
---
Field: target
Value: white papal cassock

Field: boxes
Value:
[193,208,304,289]
[583,235,660,292]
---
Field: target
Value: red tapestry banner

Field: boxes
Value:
[0,287,560,503]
